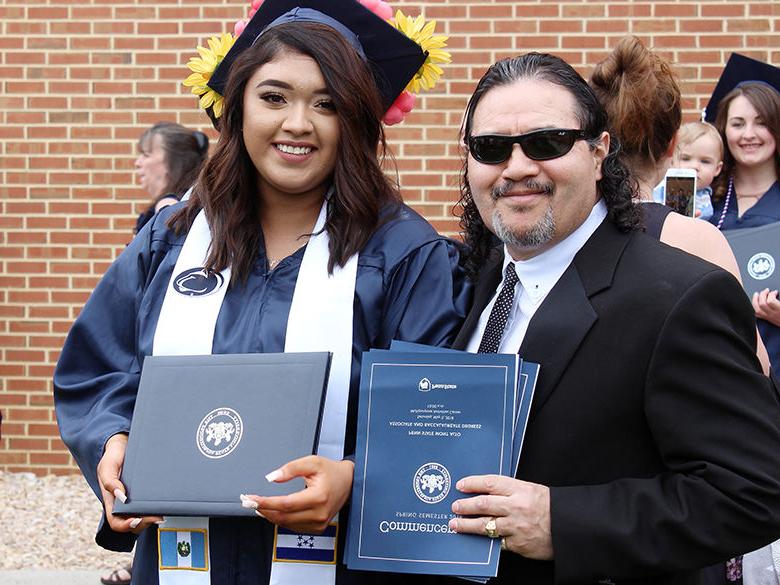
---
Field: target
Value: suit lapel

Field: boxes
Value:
[452,248,503,350]
[519,220,629,415]
[518,265,596,415]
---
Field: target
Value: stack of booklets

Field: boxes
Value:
[346,341,538,579]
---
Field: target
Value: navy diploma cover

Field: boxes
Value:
[114,352,331,517]
[723,221,780,297]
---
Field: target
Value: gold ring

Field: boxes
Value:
[500,537,507,550]
[485,517,499,539]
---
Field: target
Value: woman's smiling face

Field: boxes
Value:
[241,51,340,202]
[725,95,777,170]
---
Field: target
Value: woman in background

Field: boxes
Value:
[710,82,780,375]
[589,35,769,373]
[133,122,209,234]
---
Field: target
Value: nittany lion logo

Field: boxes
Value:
[196,407,243,459]
[748,252,775,281]
[173,267,225,296]
[418,378,431,392]
[177,541,191,558]
[413,462,451,504]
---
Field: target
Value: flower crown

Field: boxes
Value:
[182,0,450,125]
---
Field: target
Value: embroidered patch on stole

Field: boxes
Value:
[272,523,338,564]
[158,528,209,571]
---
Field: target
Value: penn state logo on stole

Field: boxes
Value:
[196,407,243,459]
[173,267,225,297]
[747,252,775,281]
[413,462,451,504]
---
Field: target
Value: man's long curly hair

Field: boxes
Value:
[457,52,640,280]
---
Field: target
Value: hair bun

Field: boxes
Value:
[589,36,681,166]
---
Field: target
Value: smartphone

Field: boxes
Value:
[663,168,697,217]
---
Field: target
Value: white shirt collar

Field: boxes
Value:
[502,198,608,305]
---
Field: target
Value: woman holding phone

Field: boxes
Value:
[589,35,769,373]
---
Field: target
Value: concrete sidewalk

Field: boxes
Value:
[0,570,105,585]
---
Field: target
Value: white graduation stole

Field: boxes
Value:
[269,201,357,585]
[152,200,356,585]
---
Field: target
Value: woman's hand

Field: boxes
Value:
[97,433,162,534]
[242,456,354,534]
[753,289,780,326]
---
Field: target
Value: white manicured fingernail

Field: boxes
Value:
[240,495,258,510]
[265,469,282,482]
[113,488,127,504]
[255,510,266,519]
[129,518,141,529]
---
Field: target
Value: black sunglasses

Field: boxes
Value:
[468,128,588,164]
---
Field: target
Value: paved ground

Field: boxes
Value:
[0,571,106,585]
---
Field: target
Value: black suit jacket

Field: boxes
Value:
[450,219,780,585]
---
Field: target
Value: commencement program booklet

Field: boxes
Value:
[388,341,539,476]
[346,349,518,577]
[114,352,330,517]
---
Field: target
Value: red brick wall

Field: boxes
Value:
[1,0,779,475]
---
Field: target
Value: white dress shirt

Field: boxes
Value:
[466,199,608,354]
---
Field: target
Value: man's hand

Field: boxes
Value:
[448,474,553,560]
[242,456,354,534]
[97,433,162,534]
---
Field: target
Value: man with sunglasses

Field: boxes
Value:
[443,53,780,584]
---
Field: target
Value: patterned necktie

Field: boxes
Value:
[478,263,519,353]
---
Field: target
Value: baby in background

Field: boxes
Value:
[672,121,724,221]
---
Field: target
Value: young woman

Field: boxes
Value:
[710,82,780,373]
[54,2,467,584]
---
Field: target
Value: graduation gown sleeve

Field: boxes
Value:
[53,220,174,552]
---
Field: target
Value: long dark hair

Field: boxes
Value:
[170,23,398,282]
[138,122,209,197]
[712,82,780,201]
[457,52,639,279]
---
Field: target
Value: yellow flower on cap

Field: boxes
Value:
[391,10,451,94]
[183,32,236,119]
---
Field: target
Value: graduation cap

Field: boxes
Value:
[210,0,427,113]
[703,53,780,123]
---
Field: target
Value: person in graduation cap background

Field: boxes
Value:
[707,54,780,378]
[53,1,468,584]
